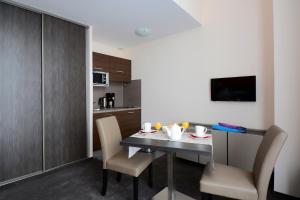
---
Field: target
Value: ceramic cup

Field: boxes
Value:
[144,122,152,132]
[195,125,208,137]
[162,126,168,133]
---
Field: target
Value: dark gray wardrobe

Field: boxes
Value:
[0,3,87,184]
[43,15,87,169]
[0,3,43,183]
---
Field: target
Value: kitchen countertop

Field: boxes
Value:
[93,107,141,114]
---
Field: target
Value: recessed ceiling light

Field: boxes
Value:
[135,27,152,37]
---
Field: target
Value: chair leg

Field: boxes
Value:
[201,192,213,200]
[201,192,206,200]
[148,163,153,188]
[133,177,139,200]
[116,172,122,182]
[101,169,108,196]
[208,193,213,200]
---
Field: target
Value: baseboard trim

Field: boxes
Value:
[0,158,90,187]
[44,158,90,173]
[0,171,43,187]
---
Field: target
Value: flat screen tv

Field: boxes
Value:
[211,76,256,102]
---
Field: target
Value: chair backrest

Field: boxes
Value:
[96,116,122,169]
[253,125,287,200]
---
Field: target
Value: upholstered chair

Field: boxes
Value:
[200,125,287,200]
[96,116,153,200]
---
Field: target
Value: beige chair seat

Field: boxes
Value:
[199,125,287,200]
[200,163,258,200]
[107,150,153,177]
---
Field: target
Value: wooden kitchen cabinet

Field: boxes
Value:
[93,52,110,72]
[116,109,141,138]
[110,56,131,82]
[92,52,131,82]
[93,109,141,151]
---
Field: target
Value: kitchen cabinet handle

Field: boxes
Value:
[116,70,124,73]
[127,111,135,114]
[94,67,103,70]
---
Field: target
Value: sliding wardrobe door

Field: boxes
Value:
[0,3,42,182]
[43,15,87,169]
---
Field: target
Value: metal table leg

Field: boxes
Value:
[168,152,175,200]
[152,152,195,200]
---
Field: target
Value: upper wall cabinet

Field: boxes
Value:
[110,56,131,82]
[93,52,110,72]
[93,52,131,82]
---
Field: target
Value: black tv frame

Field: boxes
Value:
[210,76,256,102]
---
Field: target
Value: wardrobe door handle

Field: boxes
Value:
[116,70,124,73]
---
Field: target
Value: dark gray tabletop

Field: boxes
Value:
[120,137,212,156]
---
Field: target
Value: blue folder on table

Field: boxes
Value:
[212,124,247,133]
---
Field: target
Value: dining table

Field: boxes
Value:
[120,130,213,200]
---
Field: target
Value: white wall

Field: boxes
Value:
[273,0,300,198]
[173,0,203,23]
[93,40,131,59]
[128,0,274,129]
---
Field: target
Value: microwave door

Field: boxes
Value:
[93,71,109,87]
[93,73,99,84]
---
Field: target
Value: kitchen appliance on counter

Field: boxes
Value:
[93,101,100,110]
[106,93,115,108]
[93,70,109,87]
[98,97,107,109]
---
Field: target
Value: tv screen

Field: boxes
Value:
[211,76,256,102]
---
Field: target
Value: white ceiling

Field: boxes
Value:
[10,0,201,48]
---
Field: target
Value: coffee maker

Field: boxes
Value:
[106,93,115,108]
[98,97,107,109]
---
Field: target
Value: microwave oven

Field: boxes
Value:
[93,70,109,87]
